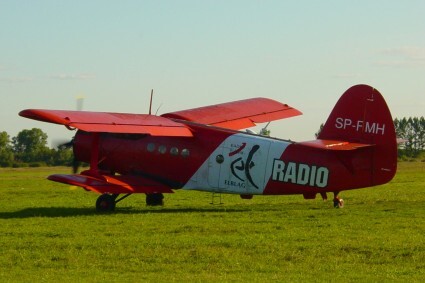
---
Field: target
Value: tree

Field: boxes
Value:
[12,128,52,164]
[315,123,324,138]
[0,131,14,167]
[394,116,425,157]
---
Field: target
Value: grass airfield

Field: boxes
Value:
[0,162,424,282]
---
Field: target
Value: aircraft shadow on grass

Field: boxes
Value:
[0,206,253,219]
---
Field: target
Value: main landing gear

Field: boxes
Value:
[96,193,132,212]
[95,193,164,212]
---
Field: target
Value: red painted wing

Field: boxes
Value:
[48,173,174,194]
[161,98,302,130]
[19,109,193,136]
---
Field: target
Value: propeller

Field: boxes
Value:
[54,137,81,174]
[71,96,85,173]
[54,95,85,174]
[56,139,73,150]
[76,95,84,111]
[72,158,81,174]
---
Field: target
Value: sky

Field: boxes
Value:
[1,1,424,146]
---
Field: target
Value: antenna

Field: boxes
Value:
[149,89,153,115]
[155,103,163,116]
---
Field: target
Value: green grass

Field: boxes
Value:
[0,163,424,282]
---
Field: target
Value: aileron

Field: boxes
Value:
[162,97,302,130]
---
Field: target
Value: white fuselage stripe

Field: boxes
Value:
[183,133,290,194]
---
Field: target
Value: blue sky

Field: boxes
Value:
[1,1,424,144]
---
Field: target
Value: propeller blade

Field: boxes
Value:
[59,141,73,149]
[76,96,85,111]
[72,158,81,174]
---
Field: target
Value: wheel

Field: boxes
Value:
[146,193,164,206]
[333,197,344,208]
[96,194,116,212]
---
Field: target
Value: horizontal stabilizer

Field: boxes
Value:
[299,139,374,151]
[162,97,302,130]
[19,109,193,136]
[48,172,174,194]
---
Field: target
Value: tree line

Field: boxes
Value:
[1,117,424,167]
[394,117,425,158]
[0,128,73,167]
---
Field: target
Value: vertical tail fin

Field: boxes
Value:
[318,84,397,185]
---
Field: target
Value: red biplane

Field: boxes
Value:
[19,84,397,211]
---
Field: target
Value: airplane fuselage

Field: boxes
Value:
[74,121,391,198]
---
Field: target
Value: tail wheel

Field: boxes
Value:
[96,194,116,212]
[333,197,344,208]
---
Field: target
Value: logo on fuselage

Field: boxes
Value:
[227,143,260,189]
[271,159,329,188]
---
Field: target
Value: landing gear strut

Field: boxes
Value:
[95,193,132,212]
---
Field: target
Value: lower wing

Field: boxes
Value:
[48,172,174,194]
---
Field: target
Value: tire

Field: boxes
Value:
[96,194,116,212]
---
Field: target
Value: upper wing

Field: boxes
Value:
[20,97,301,134]
[19,109,193,137]
[161,97,302,130]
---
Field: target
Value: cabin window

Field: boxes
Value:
[181,149,190,158]
[170,147,179,156]
[158,145,167,154]
[147,143,155,152]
